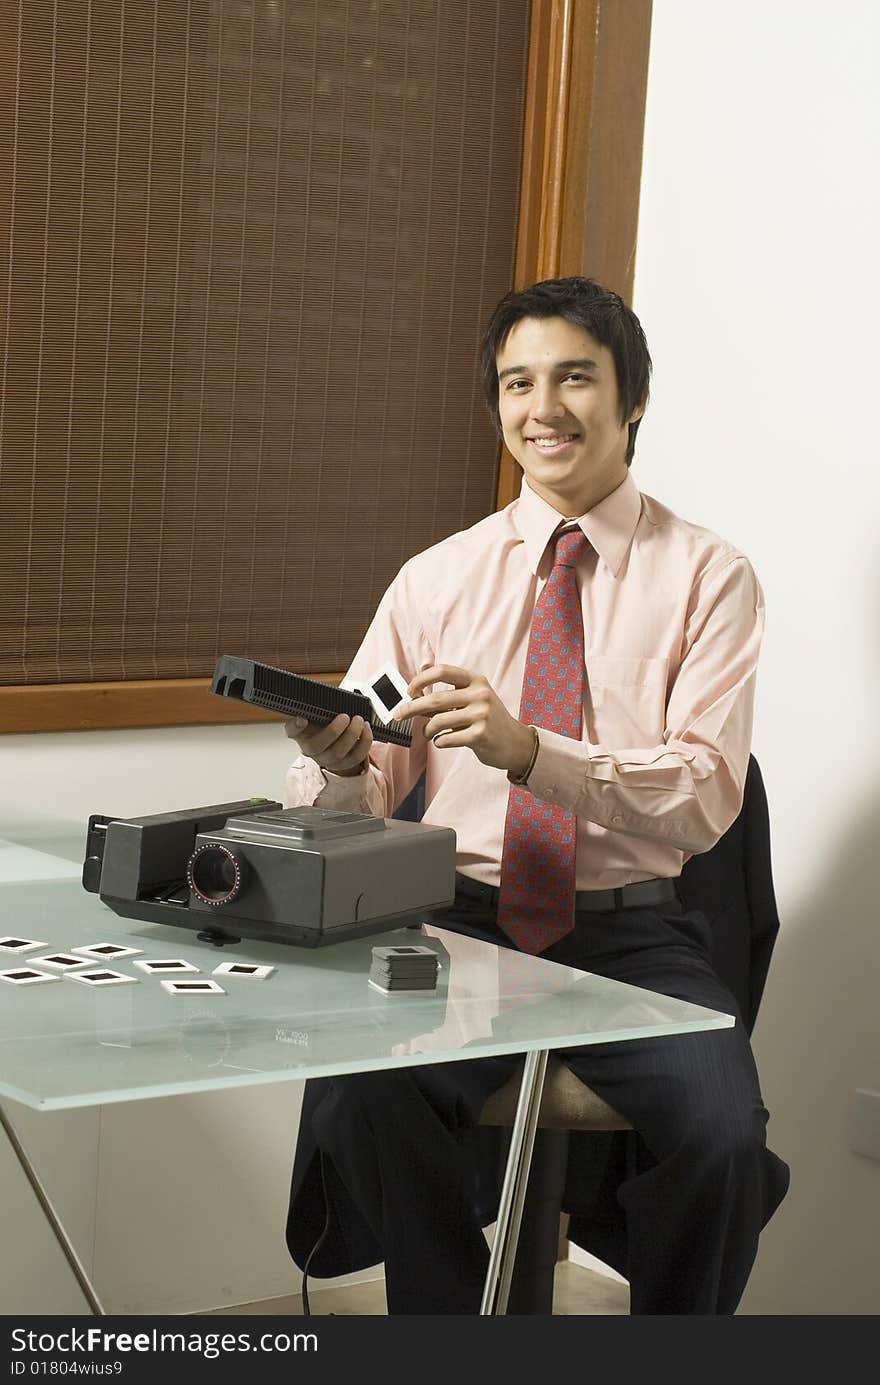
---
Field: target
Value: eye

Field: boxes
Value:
[562,371,591,384]
[504,378,531,392]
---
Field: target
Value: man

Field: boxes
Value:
[283,276,789,1314]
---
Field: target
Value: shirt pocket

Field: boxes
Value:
[585,655,669,748]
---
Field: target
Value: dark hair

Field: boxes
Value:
[479,276,652,466]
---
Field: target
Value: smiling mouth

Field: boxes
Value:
[527,434,579,452]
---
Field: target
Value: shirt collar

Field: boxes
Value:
[514,472,642,577]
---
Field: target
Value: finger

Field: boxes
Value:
[302,712,356,758]
[423,709,472,742]
[394,691,454,721]
[329,722,373,771]
[430,724,477,749]
[320,714,367,765]
[394,683,476,722]
[284,716,309,740]
[405,664,472,699]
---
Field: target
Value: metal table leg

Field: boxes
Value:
[2,1049,547,1320]
[479,1048,549,1315]
[0,1100,105,1315]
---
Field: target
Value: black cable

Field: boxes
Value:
[300,1150,332,1317]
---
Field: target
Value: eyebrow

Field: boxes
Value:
[497,357,600,381]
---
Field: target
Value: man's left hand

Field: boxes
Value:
[393,664,535,777]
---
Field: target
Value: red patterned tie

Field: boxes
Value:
[497,528,588,953]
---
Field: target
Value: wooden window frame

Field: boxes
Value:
[2,0,651,735]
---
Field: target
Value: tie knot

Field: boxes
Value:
[551,529,588,569]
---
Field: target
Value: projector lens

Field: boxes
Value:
[188,843,248,906]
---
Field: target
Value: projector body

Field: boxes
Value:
[83,800,456,948]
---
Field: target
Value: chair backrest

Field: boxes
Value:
[675,754,779,1034]
[392,773,426,825]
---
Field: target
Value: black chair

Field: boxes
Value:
[397,754,780,1314]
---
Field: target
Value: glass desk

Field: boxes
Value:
[0,838,734,1315]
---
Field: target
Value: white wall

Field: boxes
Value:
[633,0,880,1313]
[2,723,294,831]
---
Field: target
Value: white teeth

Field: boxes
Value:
[531,435,575,446]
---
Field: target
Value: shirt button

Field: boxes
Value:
[610,814,624,825]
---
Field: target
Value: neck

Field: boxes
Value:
[528,466,627,518]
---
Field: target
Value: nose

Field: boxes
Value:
[530,380,565,422]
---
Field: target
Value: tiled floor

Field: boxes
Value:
[203,1261,630,1316]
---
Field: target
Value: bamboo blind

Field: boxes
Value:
[0,0,529,686]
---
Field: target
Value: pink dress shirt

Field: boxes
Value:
[285,472,764,891]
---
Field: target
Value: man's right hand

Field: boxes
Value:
[284,713,373,778]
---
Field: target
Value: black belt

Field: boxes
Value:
[454,872,677,914]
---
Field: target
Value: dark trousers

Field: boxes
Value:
[300,892,790,1314]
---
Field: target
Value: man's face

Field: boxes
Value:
[495,315,642,516]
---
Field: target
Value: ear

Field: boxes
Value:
[627,399,646,425]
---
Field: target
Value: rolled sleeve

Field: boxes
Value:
[283,754,387,816]
[526,557,764,854]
